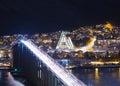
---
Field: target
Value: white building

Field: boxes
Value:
[56,31,74,51]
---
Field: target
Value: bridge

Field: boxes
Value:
[0,36,86,86]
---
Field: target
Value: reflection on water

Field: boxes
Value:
[0,71,24,86]
[95,68,99,79]
[118,68,120,81]
[72,68,120,86]
[95,68,99,85]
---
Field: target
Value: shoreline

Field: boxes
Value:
[66,64,120,69]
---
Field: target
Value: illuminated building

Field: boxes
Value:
[56,31,74,51]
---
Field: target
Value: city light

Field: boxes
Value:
[105,22,113,31]
[90,61,120,65]
[90,61,104,65]
[75,36,96,52]
[21,39,86,86]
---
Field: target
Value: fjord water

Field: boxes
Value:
[0,71,24,86]
[72,68,120,86]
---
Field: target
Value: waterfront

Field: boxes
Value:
[72,67,120,86]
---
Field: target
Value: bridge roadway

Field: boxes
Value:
[0,35,85,86]
[0,70,24,86]
[21,38,86,86]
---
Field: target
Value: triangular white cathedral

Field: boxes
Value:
[56,31,74,50]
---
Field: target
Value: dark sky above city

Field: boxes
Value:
[0,0,120,35]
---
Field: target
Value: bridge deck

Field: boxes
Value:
[21,39,86,86]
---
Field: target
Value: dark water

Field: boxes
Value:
[72,68,120,86]
[0,71,24,86]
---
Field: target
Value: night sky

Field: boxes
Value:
[0,0,120,35]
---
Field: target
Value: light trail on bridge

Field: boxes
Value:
[21,39,86,86]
